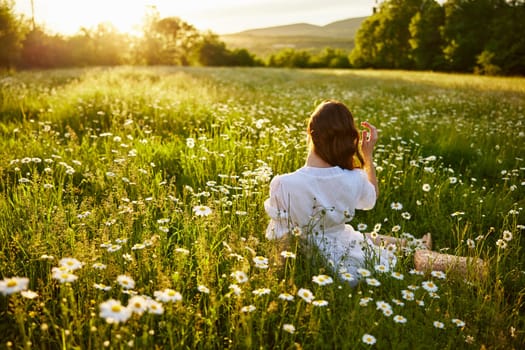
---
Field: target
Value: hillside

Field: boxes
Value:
[220,16,367,57]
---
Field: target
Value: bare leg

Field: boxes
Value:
[414,249,486,278]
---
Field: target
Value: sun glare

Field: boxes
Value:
[16,0,150,35]
[15,0,377,35]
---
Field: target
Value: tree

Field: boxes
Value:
[19,28,69,68]
[409,0,445,70]
[442,0,502,72]
[229,48,262,67]
[0,0,25,68]
[478,0,525,75]
[189,31,261,67]
[351,0,424,69]
[196,33,232,66]
[350,15,382,68]
[310,48,350,68]
[137,8,201,65]
[88,23,130,66]
[267,49,311,68]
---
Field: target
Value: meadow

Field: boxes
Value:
[0,66,524,349]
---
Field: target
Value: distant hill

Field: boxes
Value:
[232,17,367,38]
[220,16,367,58]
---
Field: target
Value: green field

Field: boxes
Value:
[0,67,524,349]
[220,34,355,57]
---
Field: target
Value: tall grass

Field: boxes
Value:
[0,66,523,349]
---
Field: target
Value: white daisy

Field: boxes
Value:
[146,299,164,315]
[374,264,389,273]
[197,285,210,294]
[231,271,249,283]
[433,321,445,329]
[391,272,404,280]
[502,230,513,242]
[297,288,314,303]
[340,272,355,282]
[280,251,296,259]
[282,324,295,334]
[393,315,407,324]
[154,288,182,303]
[362,334,376,345]
[116,275,135,289]
[312,299,328,307]
[59,257,83,271]
[430,271,446,279]
[193,205,212,217]
[52,270,78,284]
[451,318,466,327]
[357,268,371,277]
[99,299,132,324]
[127,295,148,315]
[278,293,294,301]
[252,288,271,296]
[0,277,29,295]
[312,274,334,286]
[229,284,242,296]
[391,202,403,210]
[366,278,381,287]
[241,305,256,313]
[422,281,438,293]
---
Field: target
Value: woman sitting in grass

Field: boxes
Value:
[264,100,481,284]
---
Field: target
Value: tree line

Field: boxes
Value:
[1,0,524,75]
[351,0,524,75]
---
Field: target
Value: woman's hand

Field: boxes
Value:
[360,121,378,158]
[360,121,379,198]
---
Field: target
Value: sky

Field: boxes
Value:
[14,0,377,35]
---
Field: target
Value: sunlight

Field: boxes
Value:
[15,0,246,35]
[15,0,376,35]
[16,0,151,35]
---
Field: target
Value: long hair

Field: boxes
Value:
[307,100,365,170]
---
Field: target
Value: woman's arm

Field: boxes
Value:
[360,121,379,198]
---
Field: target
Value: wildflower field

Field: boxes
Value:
[0,66,524,349]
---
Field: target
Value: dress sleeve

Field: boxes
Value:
[264,176,291,239]
[355,169,376,210]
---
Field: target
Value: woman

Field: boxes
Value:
[264,100,434,284]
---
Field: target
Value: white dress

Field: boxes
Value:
[264,166,396,284]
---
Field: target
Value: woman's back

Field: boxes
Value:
[265,166,376,239]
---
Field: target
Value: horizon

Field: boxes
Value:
[13,0,376,36]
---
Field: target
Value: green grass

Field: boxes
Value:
[0,66,524,349]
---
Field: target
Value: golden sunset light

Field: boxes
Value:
[14,0,376,35]
[1,0,524,348]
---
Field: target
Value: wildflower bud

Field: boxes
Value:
[41,323,49,332]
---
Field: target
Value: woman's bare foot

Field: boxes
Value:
[421,233,432,250]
